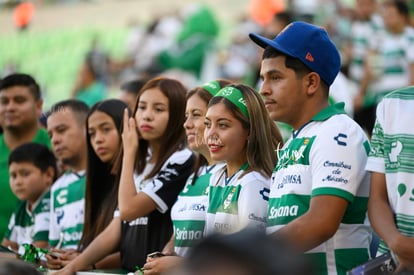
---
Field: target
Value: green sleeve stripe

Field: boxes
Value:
[313,188,368,224]
[312,187,354,203]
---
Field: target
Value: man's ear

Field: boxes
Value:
[303,72,321,96]
[36,99,43,118]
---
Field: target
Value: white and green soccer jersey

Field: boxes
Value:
[171,164,223,257]
[366,26,414,106]
[49,171,86,250]
[205,164,270,236]
[349,15,383,85]
[267,103,372,275]
[4,190,50,255]
[366,87,414,255]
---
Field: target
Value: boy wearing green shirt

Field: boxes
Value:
[0,73,51,240]
[2,143,57,255]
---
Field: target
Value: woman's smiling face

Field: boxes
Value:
[204,102,248,165]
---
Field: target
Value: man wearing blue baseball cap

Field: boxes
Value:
[249,21,372,274]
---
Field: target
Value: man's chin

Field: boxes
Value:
[59,158,70,166]
[3,123,18,130]
[60,158,77,169]
[3,124,26,133]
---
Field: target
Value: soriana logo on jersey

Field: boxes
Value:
[267,194,310,226]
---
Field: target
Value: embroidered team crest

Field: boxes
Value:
[223,187,236,210]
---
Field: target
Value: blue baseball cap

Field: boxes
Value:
[249,21,341,86]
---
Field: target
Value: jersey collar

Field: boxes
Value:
[292,102,346,138]
[311,102,346,122]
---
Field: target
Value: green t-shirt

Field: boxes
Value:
[0,128,51,239]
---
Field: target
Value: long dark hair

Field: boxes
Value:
[78,99,130,251]
[128,77,188,179]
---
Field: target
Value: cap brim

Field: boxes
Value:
[249,33,274,49]
[249,32,295,59]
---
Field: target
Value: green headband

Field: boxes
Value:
[215,86,249,119]
[201,80,221,96]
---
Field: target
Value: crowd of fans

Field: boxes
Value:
[1,0,414,274]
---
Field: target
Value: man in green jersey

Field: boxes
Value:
[0,73,51,240]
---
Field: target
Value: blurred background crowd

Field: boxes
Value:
[1,0,414,125]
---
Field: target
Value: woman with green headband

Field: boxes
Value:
[204,84,283,235]
[142,79,231,275]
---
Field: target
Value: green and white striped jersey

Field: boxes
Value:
[366,86,414,255]
[349,14,383,85]
[4,190,50,255]
[366,26,414,106]
[49,171,85,250]
[205,164,269,236]
[171,163,223,257]
[267,103,372,275]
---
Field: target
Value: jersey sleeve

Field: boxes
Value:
[366,101,386,173]
[33,196,50,242]
[310,120,370,203]
[405,30,414,63]
[48,187,60,247]
[3,212,16,242]
[141,150,195,213]
[237,173,270,231]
